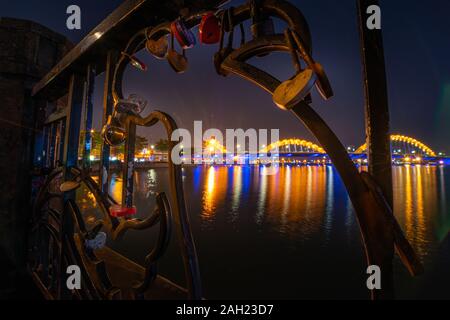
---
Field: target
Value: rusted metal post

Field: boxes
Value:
[122,123,136,208]
[42,125,49,168]
[357,0,395,299]
[82,64,96,169]
[60,73,84,299]
[63,74,84,171]
[50,122,57,167]
[100,51,119,195]
[357,0,393,208]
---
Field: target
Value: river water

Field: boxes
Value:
[78,165,450,299]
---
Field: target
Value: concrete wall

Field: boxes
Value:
[0,18,72,282]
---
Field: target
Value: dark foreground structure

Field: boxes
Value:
[0,0,426,300]
[0,18,72,298]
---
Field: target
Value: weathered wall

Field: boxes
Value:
[0,18,72,288]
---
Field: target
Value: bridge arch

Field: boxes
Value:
[261,139,325,154]
[355,135,436,157]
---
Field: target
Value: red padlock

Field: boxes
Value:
[171,20,196,49]
[110,205,137,218]
[199,13,221,45]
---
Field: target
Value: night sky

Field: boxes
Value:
[1,0,449,152]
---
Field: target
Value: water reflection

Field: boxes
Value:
[256,167,268,224]
[203,166,217,220]
[76,165,450,299]
[393,165,443,260]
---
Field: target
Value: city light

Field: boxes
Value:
[81,135,446,167]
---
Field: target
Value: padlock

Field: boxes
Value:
[102,116,127,147]
[167,32,189,74]
[199,13,221,45]
[171,19,196,49]
[273,29,318,110]
[116,94,147,115]
[110,205,137,218]
[146,35,169,60]
[273,68,317,110]
[167,50,188,73]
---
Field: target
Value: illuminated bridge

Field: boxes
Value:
[204,135,448,165]
[355,135,437,157]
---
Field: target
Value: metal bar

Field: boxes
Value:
[82,65,96,169]
[100,51,119,195]
[59,119,67,165]
[49,122,57,168]
[54,121,62,166]
[357,0,393,208]
[59,73,84,299]
[63,74,85,171]
[42,125,49,168]
[122,123,136,208]
[291,102,395,300]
